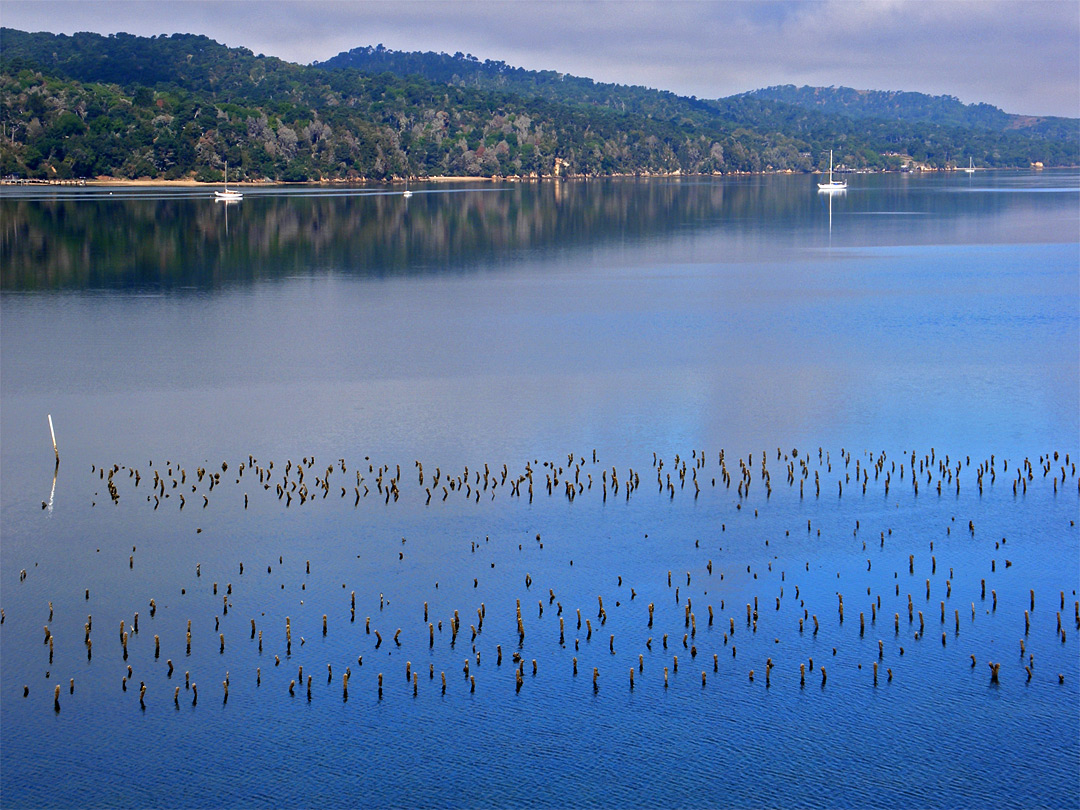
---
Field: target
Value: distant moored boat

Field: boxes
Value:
[817,150,847,192]
[214,161,243,201]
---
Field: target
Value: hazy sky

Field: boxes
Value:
[4,0,1078,117]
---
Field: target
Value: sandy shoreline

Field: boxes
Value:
[79,175,514,187]
[10,166,1031,189]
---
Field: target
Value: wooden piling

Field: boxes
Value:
[48,414,58,465]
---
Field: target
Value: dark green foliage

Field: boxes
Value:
[0,28,1075,181]
[746,85,1078,141]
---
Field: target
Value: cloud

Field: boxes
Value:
[3,0,1077,116]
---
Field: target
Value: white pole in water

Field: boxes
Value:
[48,414,58,465]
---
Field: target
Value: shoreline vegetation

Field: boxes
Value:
[3,165,1059,189]
[1,29,1076,184]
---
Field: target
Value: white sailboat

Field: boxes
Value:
[817,150,847,192]
[214,161,243,201]
[402,175,413,199]
[964,157,976,174]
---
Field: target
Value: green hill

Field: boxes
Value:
[316,45,1080,168]
[746,85,1077,141]
[1,28,1075,182]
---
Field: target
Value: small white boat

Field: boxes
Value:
[817,150,847,192]
[403,176,413,199]
[963,157,976,174]
[214,162,243,201]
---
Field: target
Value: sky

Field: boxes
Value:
[3,0,1078,118]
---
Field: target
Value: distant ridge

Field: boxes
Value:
[745,85,1075,141]
[1,28,1076,182]
[316,44,730,128]
[319,46,1075,139]
[316,45,1080,166]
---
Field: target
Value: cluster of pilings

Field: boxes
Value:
[8,446,1076,713]
[93,448,1079,513]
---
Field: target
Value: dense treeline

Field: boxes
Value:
[319,45,1079,169]
[317,44,735,128]
[0,29,734,180]
[745,85,1077,141]
[0,28,1075,182]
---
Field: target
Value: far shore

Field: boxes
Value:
[5,165,1057,189]
[79,175,518,187]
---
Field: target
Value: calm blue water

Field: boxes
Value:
[2,171,1078,808]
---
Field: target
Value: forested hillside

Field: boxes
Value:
[745,85,1077,141]
[1,29,1075,182]
[316,45,1080,167]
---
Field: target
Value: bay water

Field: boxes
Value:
[1,171,1077,808]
